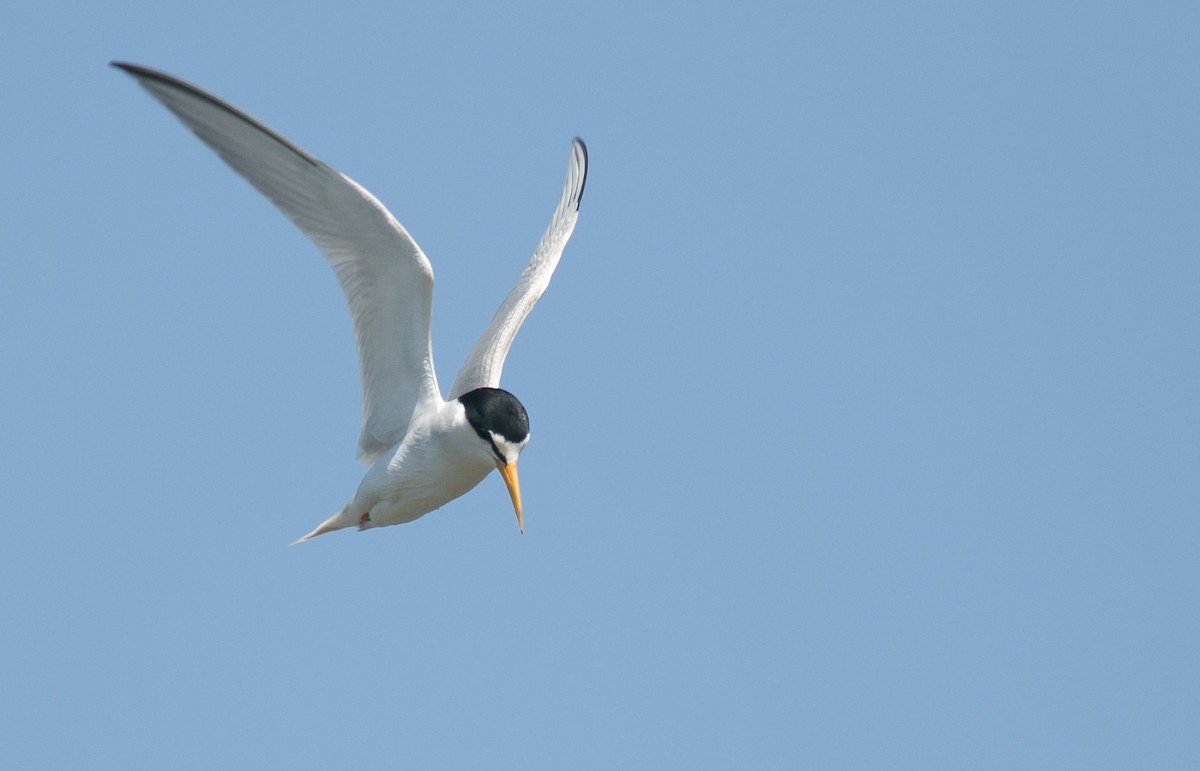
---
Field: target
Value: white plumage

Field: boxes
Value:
[113,62,587,541]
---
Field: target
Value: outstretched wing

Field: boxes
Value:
[113,62,441,464]
[447,138,588,400]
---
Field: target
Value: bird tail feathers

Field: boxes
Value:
[290,503,355,545]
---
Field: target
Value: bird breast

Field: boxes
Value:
[355,401,496,527]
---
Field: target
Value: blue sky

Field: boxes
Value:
[2,1,1197,768]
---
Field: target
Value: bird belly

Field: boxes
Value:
[353,438,493,530]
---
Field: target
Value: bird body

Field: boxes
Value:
[303,399,497,540]
[112,62,586,541]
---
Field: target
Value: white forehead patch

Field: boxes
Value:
[489,430,530,463]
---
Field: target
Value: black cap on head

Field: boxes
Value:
[458,388,530,447]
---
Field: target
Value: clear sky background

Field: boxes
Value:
[2,1,1197,768]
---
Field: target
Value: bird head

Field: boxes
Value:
[458,388,530,532]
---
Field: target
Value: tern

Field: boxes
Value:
[112,62,587,542]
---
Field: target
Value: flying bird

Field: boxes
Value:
[112,62,587,542]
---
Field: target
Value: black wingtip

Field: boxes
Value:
[109,61,213,97]
[572,137,588,210]
[109,60,323,168]
[110,61,149,76]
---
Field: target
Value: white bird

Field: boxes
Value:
[112,62,587,542]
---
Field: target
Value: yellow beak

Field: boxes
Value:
[496,460,523,533]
